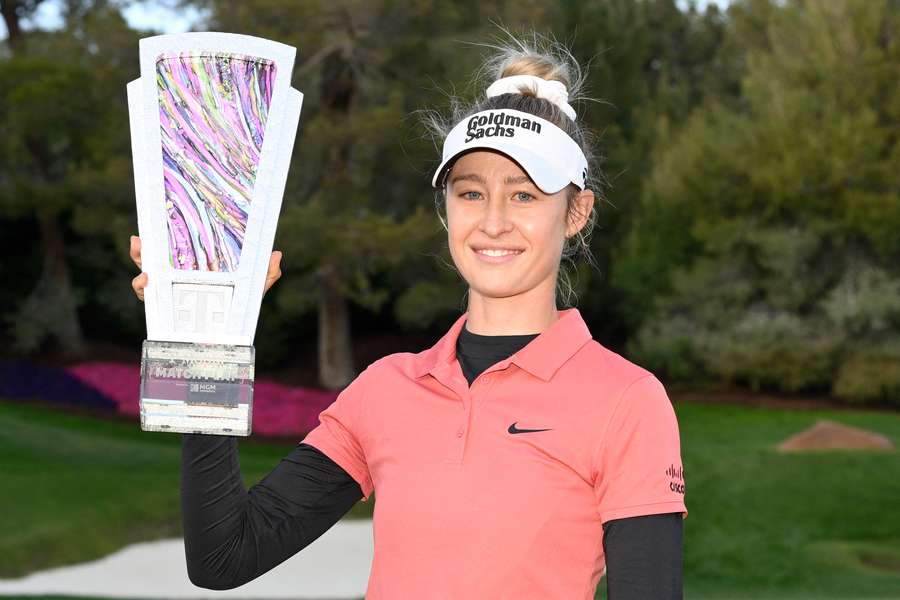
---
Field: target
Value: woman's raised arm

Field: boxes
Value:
[181,434,363,589]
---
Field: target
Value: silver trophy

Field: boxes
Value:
[127,32,303,436]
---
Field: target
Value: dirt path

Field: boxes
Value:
[0,519,373,598]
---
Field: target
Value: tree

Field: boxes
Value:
[1,0,85,358]
[1,1,146,359]
[556,0,729,345]
[621,0,900,403]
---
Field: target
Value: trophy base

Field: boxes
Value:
[140,340,254,436]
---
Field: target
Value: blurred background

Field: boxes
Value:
[0,0,898,598]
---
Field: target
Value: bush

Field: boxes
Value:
[833,343,900,407]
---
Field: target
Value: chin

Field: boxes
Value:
[471,287,523,300]
[467,277,527,299]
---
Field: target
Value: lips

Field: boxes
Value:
[471,246,524,264]
[474,248,523,256]
[470,244,525,254]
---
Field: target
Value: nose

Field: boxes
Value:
[479,192,513,237]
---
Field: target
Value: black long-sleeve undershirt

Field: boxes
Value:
[181,323,683,597]
[181,435,362,590]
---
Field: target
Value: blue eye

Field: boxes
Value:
[515,191,534,202]
[462,191,482,200]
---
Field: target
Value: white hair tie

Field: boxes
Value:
[485,74,577,121]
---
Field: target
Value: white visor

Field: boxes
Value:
[431,108,588,194]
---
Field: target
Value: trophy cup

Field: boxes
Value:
[127,33,303,436]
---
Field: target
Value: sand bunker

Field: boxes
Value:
[777,419,895,452]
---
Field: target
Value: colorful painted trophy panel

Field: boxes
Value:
[127,33,303,436]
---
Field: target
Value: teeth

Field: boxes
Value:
[477,248,522,257]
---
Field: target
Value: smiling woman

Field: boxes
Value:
[422,36,607,315]
[406,29,688,599]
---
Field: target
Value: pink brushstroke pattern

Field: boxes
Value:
[156,52,276,272]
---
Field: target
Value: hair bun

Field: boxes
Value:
[485,74,576,120]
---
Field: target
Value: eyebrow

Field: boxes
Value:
[449,173,534,186]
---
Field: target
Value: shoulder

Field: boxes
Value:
[368,348,436,380]
[358,352,423,381]
[567,338,659,399]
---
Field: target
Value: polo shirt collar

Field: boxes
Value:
[413,307,593,382]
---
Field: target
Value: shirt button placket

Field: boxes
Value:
[455,372,496,463]
[450,375,470,465]
[456,401,468,463]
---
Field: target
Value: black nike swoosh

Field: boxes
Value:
[508,421,553,434]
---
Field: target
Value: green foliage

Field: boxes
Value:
[0,4,143,356]
[0,57,100,218]
[833,343,900,406]
[622,0,900,403]
[394,278,464,329]
[4,275,86,353]
[562,0,729,339]
[2,0,895,404]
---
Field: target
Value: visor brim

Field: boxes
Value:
[431,140,573,195]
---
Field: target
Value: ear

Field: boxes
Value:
[565,188,595,238]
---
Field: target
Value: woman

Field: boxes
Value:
[131,33,687,599]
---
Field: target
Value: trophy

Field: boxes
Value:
[127,33,303,436]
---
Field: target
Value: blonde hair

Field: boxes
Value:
[420,27,609,309]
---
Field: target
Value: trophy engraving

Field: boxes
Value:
[127,33,304,435]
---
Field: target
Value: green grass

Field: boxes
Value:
[1,398,899,599]
[665,401,900,600]
[0,399,373,580]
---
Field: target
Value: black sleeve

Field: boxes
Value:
[181,433,364,590]
[602,512,684,599]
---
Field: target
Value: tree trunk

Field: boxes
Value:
[315,39,360,389]
[38,210,87,359]
[0,0,24,54]
[317,263,355,389]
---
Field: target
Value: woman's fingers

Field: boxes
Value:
[132,272,148,302]
[263,250,283,296]
[129,235,142,269]
[129,241,279,301]
[130,235,146,302]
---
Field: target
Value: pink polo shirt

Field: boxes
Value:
[302,307,688,599]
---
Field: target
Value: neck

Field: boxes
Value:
[465,282,559,335]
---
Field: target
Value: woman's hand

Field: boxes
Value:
[129,235,283,302]
[130,236,148,302]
